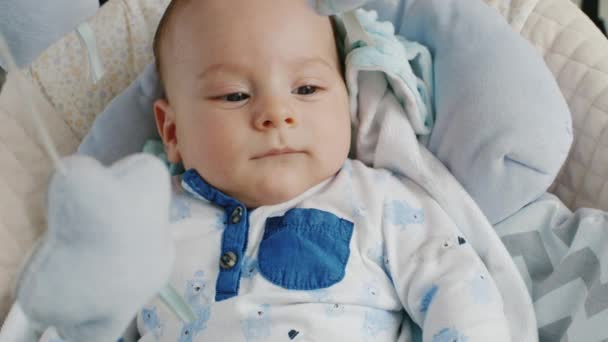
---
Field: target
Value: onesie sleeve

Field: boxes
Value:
[381,175,511,342]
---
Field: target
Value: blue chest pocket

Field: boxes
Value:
[258,208,354,290]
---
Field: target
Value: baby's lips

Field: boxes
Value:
[252,147,303,159]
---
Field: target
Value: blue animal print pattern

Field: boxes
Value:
[142,306,163,340]
[359,281,399,340]
[241,304,272,341]
[179,271,212,341]
[178,320,199,342]
[309,289,345,317]
[185,271,211,306]
[432,328,469,342]
[420,285,439,315]
[363,309,399,340]
[361,282,380,306]
[366,243,391,280]
[470,274,495,305]
[325,302,346,317]
[170,195,191,222]
[384,200,424,230]
[241,256,259,279]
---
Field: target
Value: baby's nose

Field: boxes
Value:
[254,101,297,130]
[258,115,296,129]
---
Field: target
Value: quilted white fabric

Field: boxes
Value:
[520,0,608,211]
[483,0,608,212]
[1,0,607,323]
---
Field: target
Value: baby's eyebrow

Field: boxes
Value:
[197,63,249,80]
[196,57,336,81]
[292,57,335,72]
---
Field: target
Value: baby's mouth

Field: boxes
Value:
[252,147,304,160]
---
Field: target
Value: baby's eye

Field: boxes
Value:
[293,85,319,95]
[220,92,250,102]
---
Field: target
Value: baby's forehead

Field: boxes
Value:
[155,0,342,87]
[163,0,335,40]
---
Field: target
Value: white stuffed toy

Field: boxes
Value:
[0,1,175,341]
[3,155,175,342]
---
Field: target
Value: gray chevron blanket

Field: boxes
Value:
[495,193,608,342]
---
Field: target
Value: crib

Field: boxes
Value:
[0,0,607,340]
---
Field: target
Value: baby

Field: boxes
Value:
[142,0,511,341]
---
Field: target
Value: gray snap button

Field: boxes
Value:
[230,207,244,224]
[220,251,238,269]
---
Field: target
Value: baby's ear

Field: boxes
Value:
[154,99,181,164]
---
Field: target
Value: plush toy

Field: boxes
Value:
[0,1,173,341]
[1,155,175,342]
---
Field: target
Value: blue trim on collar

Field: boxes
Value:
[182,169,242,208]
[181,169,250,302]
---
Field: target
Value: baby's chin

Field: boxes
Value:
[241,156,348,208]
[239,173,330,208]
[242,181,315,208]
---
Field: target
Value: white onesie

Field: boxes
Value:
[137,159,510,342]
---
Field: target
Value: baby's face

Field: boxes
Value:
[155,0,351,208]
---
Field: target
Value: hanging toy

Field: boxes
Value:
[0,26,192,342]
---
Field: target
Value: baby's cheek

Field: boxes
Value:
[179,128,226,172]
[329,115,352,157]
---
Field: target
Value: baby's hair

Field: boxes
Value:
[153,0,191,88]
[329,15,346,76]
[153,1,345,91]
